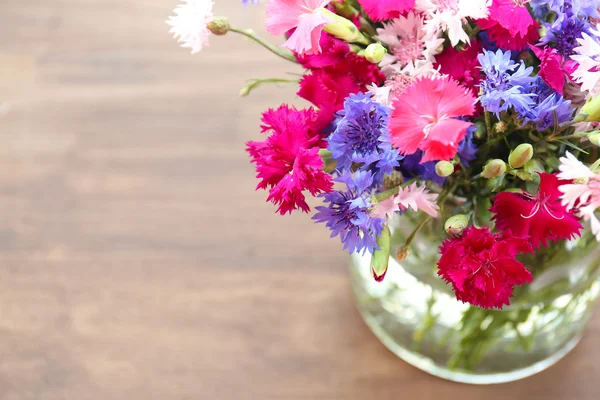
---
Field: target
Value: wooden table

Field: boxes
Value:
[0,1,598,398]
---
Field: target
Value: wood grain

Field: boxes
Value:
[0,1,599,399]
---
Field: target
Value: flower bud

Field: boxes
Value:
[364,43,387,64]
[508,143,534,169]
[207,17,230,35]
[588,131,600,146]
[482,159,507,179]
[435,161,454,177]
[321,9,369,45]
[371,227,391,282]
[576,95,600,122]
[396,246,410,262]
[445,215,469,236]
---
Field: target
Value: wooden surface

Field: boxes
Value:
[0,1,599,399]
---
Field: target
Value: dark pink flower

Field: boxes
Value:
[246,105,333,214]
[434,40,483,113]
[491,173,583,248]
[356,0,415,22]
[295,34,350,69]
[437,227,533,309]
[477,0,540,50]
[298,53,386,127]
[530,45,565,94]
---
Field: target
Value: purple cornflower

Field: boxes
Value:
[542,16,596,56]
[328,93,400,184]
[478,49,535,116]
[399,152,446,186]
[516,77,574,131]
[457,126,478,167]
[242,0,258,5]
[313,170,385,255]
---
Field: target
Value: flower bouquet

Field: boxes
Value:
[168,0,600,383]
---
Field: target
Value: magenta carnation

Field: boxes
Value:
[437,227,533,309]
[295,34,350,69]
[491,173,583,248]
[247,105,333,214]
[356,0,415,22]
[434,40,483,104]
[530,45,566,94]
[477,0,540,51]
[298,53,386,127]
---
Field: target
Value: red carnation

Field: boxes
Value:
[491,173,583,248]
[298,52,386,127]
[295,34,350,69]
[437,227,533,309]
[246,105,333,215]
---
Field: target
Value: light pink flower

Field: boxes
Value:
[396,183,440,217]
[376,13,445,67]
[416,0,491,47]
[571,32,600,97]
[372,183,440,219]
[266,0,332,56]
[167,0,215,54]
[558,152,600,241]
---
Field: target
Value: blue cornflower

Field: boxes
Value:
[313,170,385,255]
[329,93,400,184]
[542,16,596,56]
[457,126,478,167]
[568,0,600,19]
[478,49,535,116]
[399,152,445,186]
[521,95,573,131]
[516,77,574,131]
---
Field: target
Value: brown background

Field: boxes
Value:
[0,1,599,399]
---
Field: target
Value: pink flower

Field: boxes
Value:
[558,152,600,241]
[530,45,565,94]
[357,0,415,22]
[167,0,215,54]
[491,173,583,248]
[476,0,540,50]
[389,76,476,163]
[396,183,440,217]
[376,12,445,68]
[298,53,386,127]
[434,40,483,100]
[437,227,533,309]
[246,105,333,214]
[372,183,440,219]
[295,34,350,69]
[265,0,332,56]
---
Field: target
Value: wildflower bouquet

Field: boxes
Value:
[168,0,600,380]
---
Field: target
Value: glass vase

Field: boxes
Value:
[350,212,600,384]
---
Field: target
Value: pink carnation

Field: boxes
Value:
[530,45,565,94]
[476,0,539,50]
[389,76,476,163]
[246,105,333,214]
[372,183,440,219]
[356,0,415,22]
[491,173,583,248]
[438,227,533,309]
[265,0,332,56]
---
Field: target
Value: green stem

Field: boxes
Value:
[485,112,493,140]
[240,77,298,97]
[229,27,297,63]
